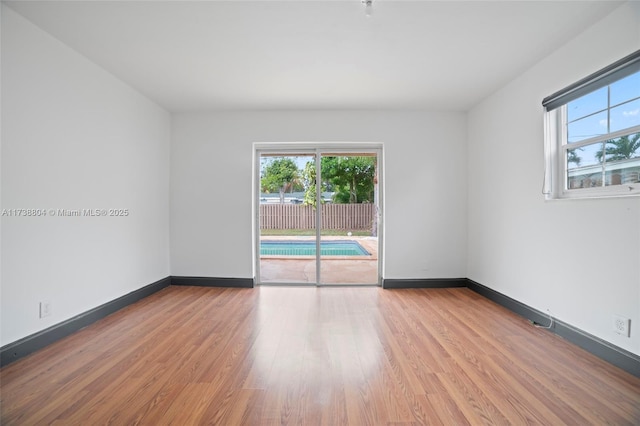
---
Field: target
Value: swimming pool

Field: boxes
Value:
[260,240,371,256]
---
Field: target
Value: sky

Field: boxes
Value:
[567,71,640,144]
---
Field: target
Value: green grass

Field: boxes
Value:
[260,229,372,237]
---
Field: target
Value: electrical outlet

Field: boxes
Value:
[612,314,630,337]
[39,301,52,318]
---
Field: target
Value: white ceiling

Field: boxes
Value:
[4,0,624,112]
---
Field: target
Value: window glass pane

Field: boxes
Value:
[604,133,640,186]
[605,161,640,186]
[610,98,640,133]
[610,71,640,107]
[567,143,604,189]
[604,132,640,162]
[567,87,607,122]
[567,110,608,143]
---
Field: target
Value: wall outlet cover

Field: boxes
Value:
[39,301,52,318]
[612,314,630,337]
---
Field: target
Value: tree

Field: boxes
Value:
[301,160,322,208]
[595,133,640,163]
[322,156,376,204]
[567,149,581,167]
[261,157,300,203]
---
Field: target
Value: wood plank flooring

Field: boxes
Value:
[1,286,639,425]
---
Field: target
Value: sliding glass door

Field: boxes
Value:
[255,146,382,286]
[258,152,317,284]
[319,153,379,285]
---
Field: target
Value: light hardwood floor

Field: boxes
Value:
[1,286,639,425]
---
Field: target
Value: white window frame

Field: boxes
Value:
[543,50,640,200]
[544,109,640,200]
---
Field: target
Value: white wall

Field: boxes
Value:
[1,5,171,346]
[171,110,467,280]
[468,2,640,355]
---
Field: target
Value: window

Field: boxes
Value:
[543,50,640,199]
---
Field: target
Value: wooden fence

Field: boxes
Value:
[260,204,376,230]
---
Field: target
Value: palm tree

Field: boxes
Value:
[567,149,582,167]
[595,133,640,163]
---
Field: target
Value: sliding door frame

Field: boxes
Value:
[253,142,384,286]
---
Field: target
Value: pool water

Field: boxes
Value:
[260,240,370,256]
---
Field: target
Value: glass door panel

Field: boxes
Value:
[258,153,317,284]
[319,153,379,285]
